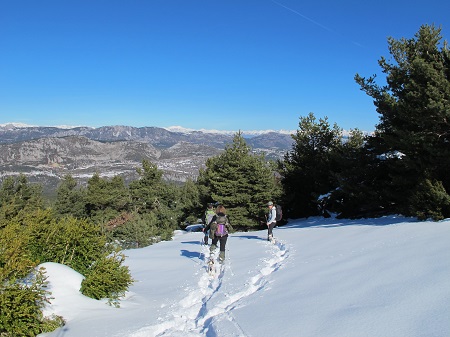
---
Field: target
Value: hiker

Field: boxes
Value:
[201,203,215,245]
[204,204,233,263]
[266,201,277,241]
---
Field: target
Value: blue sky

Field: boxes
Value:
[1,0,449,132]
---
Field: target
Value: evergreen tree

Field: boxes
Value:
[54,174,87,218]
[355,24,450,219]
[80,250,134,307]
[328,129,387,218]
[0,265,64,336]
[178,178,202,224]
[129,159,180,222]
[129,160,164,213]
[0,174,43,222]
[109,210,176,248]
[116,160,181,246]
[197,132,280,228]
[85,173,130,223]
[6,209,106,276]
[0,178,133,335]
[0,176,16,208]
[280,113,343,218]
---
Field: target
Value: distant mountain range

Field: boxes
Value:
[0,123,296,137]
[0,124,294,195]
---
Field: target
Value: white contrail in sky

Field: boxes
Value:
[271,0,335,33]
[271,0,364,48]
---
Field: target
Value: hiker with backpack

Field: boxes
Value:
[203,204,233,263]
[201,203,215,245]
[266,201,277,242]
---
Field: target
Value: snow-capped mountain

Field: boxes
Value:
[164,125,296,136]
[0,124,293,193]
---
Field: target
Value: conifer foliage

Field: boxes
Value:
[198,132,281,228]
[355,24,450,219]
[54,174,87,218]
[280,113,344,218]
[0,174,43,224]
[0,176,133,336]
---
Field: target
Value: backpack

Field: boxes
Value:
[275,204,282,221]
[214,215,228,237]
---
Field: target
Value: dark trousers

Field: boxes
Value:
[268,221,276,237]
[211,234,228,252]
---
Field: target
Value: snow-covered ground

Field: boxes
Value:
[38,216,450,337]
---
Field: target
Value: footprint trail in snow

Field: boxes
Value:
[128,239,289,337]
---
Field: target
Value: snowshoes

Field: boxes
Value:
[208,258,215,275]
[218,251,225,264]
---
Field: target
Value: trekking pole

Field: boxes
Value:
[199,231,206,260]
[226,236,234,276]
[199,237,204,260]
[264,215,270,241]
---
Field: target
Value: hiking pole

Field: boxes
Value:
[199,232,205,260]
[226,239,234,276]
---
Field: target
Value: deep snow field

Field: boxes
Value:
[39,216,450,337]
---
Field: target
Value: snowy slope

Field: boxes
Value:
[38,216,450,337]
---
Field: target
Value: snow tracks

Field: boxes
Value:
[129,237,289,337]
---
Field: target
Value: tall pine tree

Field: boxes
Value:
[54,174,87,218]
[197,132,280,228]
[280,113,343,218]
[355,24,450,219]
[0,174,43,222]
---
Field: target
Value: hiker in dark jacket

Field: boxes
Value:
[204,204,233,263]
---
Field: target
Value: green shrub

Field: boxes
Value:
[408,178,450,220]
[108,211,176,249]
[80,251,134,307]
[23,210,106,276]
[0,222,36,282]
[0,268,64,337]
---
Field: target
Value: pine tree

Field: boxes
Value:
[329,129,386,218]
[54,174,87,218]
[280,113,343,218]
[123,160,181,245]
[198,132,280,228]
[178,178,202,224]
[355,24,450,219]
[0,174,43,222]
[129,160,164,213]
[85,173,130,223]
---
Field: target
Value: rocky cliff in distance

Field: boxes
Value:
[0,136,161,166]
[0,124,235,148]
[0,124,293,194]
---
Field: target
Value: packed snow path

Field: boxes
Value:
[128,238,290,337]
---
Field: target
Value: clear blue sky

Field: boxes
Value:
[1,0,449,132]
